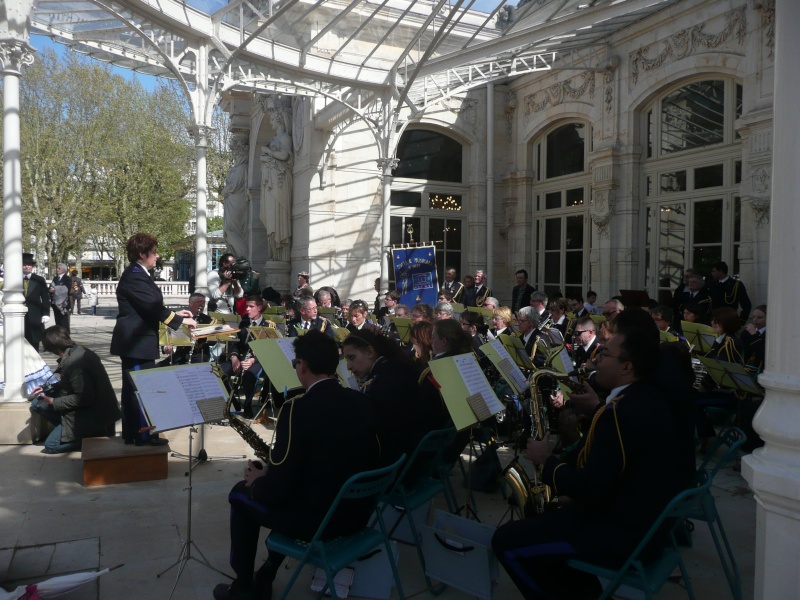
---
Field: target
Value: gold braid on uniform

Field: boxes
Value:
[319,317,329,332]
[577,397,626,473]
[723,280,741,307]
[418,367,432,386]
[268,393,304,466]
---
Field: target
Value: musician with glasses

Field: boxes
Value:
[529,291,550,324]
[214,331,381,600]
[493,319,693,599]
[572,317,600,368]
[287,296,334,338]
[602,298,624,322]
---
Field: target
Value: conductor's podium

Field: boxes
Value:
[81,436,170,486]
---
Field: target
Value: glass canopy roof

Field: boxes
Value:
[29,0,679,114]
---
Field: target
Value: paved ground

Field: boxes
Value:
[0,309,756,599]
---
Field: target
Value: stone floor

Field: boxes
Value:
[0,309,756,599]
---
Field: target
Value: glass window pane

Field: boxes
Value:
[647,109,653,158]
[566,188,584,207]
[734,196,741,244]
[693,246,722,277]
[695,164,724,189]
[693,199,723,244]
[545,191,561,209]
[660,171,687,193]
[390,216,421,246]
[661,80,725,154]
[659,204,686,249]
[544,253,560,284]
[646,175,653,197]
[564,286,582,302]
[565,216,583,250]
[391,191,421,207]
[735,160,742,184]
[546,123,585,178]
[659,247,685,289]
[545,219,561,251]
[394,130,463,182]
[565,251,582,284]
[428,193,462,211]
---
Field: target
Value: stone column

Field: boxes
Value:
[742,1,800,598]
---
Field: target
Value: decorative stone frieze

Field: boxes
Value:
[629,6,747,85]
[499,197,517,240]
[590,189,615,239]
[523,71,595,116]
[753,0,775,60]
[504,92,517,143]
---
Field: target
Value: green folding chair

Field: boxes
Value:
[266,454,407,600]
[566,470,712,600]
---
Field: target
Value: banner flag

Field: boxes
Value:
[392,245,438,307]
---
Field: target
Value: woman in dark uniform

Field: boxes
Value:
[110,233,196,445]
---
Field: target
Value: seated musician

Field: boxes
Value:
[213,331,381,600]
[548,297,575,338]
[516,306,544,367]
[220,295,276,419]
[460,310,489,355]
[741,304,767,373]
[650,305,684,339]
[411,302,435,324]
[159,292,212,365]
[572,317,600,368]
[492,320,694,599]
[491,306,513,338]
[287,296,335,338]
[346,302,381,334]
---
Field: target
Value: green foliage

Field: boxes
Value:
[207,216,224,232]
[11,50,194,272]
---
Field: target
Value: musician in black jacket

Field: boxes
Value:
[22,253,51,351]
[214,331,381,600]
[511,269,536,314]
[286,296,335,338]
[159,293,212,366]
[110,233,196,446]
[709,261,751,323]
[493,323,693,599]
[220,295,276,418]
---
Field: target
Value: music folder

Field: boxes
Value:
[130,363,229,432]
[697,356,763,396]
[428,353,505,431]
[479,339,528,396]
[682,321,715,354]
[248,338,303,392]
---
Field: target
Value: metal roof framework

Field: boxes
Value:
[28,0,679,156]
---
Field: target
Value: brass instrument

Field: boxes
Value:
[213,364,272,461]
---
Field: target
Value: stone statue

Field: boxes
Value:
[260,97,294,262]
[222,136,249,258]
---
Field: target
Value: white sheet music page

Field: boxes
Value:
[452,353,504,417]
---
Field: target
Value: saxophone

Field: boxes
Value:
[212,364,272,461]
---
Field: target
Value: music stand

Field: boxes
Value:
[618,289,651,308]
[682,321,716,354]
[697,356,764,396]
[130,364,238,598]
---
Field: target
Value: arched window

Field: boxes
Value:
[390,129,467,283]
[641,78,742,303]
[530,122,591,300]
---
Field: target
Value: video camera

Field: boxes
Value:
[35,381,61,400]
[228,257,252,280]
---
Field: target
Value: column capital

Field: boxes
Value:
[0,40,35,74]
[187,124,213,148]
[376,157,398,172]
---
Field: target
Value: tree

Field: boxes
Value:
[1,50,194,274]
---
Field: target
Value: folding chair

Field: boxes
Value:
[379,427,457,595]
[566,470,713,600]
[266,454,407,600]
[691,426,746,600]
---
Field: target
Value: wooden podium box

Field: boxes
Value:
[81,436,170,486]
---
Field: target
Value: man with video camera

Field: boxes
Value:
[208,253,245,314]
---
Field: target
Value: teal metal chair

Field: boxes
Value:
[379,427,457,595]
[566,470,713,600]
[691,426,746,600]
[267,454,407,600]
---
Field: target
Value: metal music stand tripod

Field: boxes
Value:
[157,423,233,598]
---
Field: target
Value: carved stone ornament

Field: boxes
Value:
[590,190,615,239]
[603,57,620,114]
[0,40,35,73]
[376,157,399,172]
[292,97,304,153]
[499,197,517,240]
[504,92,517,143]
[445,97,479,135]
[748,195,771,227]
[753,0,775,60]
[630,6,747,85]
[524,71,595,116]
[752,166,770,194]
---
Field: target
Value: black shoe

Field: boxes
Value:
[213,580,253,600]
[253,561,278,600]
[134,437,169,447]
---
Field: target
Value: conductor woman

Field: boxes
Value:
[111,233,196,445]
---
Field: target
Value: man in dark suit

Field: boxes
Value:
[158,292,213,366]
[710,261,752,323]
[511,269,536,315]
[110,233,196,446]
[287,296,335,338]
[493,324,693,599]
[672,272,711,330]
[22,253,51,351]
[440,267,464,303]
[213,330,381,600]
[220,295,276,418]
[572,317,600,367]
[49,263,71,333]
[471,269,492,307]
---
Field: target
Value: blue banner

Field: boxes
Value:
[392,245,439,307]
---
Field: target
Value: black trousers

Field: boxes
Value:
[120,357,155,443]
[221,360,262,414]
[492,508,640,599]
[53,308,70,333]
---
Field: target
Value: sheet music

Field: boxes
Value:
[453,354,504,417]
[489,339,528,392]
[275,338,297,362]
[337,358,359,390]
[131,364,229,432]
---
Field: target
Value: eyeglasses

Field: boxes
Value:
[291,358,301,369]
[596,347,629,361]
[573,330,590,335]
[602,311,618,317]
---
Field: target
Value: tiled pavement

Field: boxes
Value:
[0,309,756,599]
